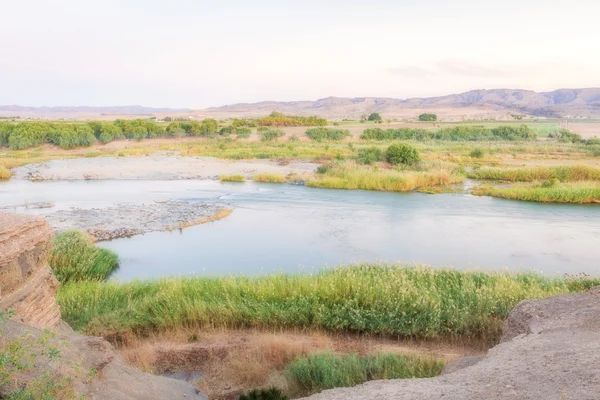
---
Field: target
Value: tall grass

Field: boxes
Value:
[56,265,599,341]
[468,165,600,182]
[473,182,600,203]
[286,352,444,396]
[0,165,10,180]
[253,173,287,183]
[220,174,246,182]
[49,231,119,283]
[306,161,464,192]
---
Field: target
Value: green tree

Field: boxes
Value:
[418,113,437,122]
[368,113,382,122]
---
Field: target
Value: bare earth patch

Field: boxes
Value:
[10,156,318,181]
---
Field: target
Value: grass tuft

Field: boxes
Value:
[253,173,287,183]
[220,174,246,182]
[0,165,10,180]
[49,231,119,283]
[473,181,600,203]
[468,165,600,182]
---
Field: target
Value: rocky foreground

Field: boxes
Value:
[304,287,600,400]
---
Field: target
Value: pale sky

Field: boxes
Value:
[1,0,599,108]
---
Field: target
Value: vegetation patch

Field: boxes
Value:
[0,165,10,180]
[49,231,119,283]
[307,161,463,192]
[286,352,443,396]
[56,265,599,342]
[473,182,600,203]
[468,165,600,182]
[305,128,350,142]
[361,125,536,141]
[220,174,246,182]
[261,128,286,142]
[253,173,287,183]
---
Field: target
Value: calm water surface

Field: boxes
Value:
[1,179,599,280]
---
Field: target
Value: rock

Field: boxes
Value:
[0,213,60,328]
[0,319,207,400]
[303,288,600,400]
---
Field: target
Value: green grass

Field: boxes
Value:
[473,182,600,203]
[56,265,599,341]
[253,172,287,183]
[286,352,444,396]
[49,231,119,283]
[220,174,246,182]
[306,161,464,192]
[467,165,600,182]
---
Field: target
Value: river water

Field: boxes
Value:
[1,179,599,280]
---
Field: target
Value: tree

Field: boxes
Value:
[418,113,437,122]
[385,143,420,165]
[368,113,382,122]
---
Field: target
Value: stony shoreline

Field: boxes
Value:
[46,201,232,241]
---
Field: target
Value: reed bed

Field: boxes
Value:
[220,174,246,182]
[468,165,600,182]
[473,182,600,203]
[49,231,119,283]
[306,162,464,192]
[56,265,598,341]
[286,352,444,396]
[253,172,287,183]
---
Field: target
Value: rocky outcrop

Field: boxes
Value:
[0,212,206,400]
[304,287,600,400]
[0,213,60,327]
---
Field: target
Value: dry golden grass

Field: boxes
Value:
[252,172,287,183]
[220,174,246,182]
[0,165,10,180]
[177,208,233,230]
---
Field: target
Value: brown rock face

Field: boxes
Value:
[0,213,60,327]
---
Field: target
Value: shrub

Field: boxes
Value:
[48,124,96,149]
[8,122,50,149]
[385,143,420,165]
[49,231,119,283]
[0,122,14,147]
[418,113,437,122]
[550,129,583,143]
[356,147,383,164]
[470,148,484,158]
[261,128,285,141]
[286,352,443,396]
[98,123,125,144]
[235,127,252,138]
[306,128,350,142]
[257,111,327,127]
[0,166,10,180]
[239,388,288,400]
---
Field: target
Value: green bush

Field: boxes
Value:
[306,128,350,142]
[550,129,583,143]
[234,127,252,138]
[0,122,15,147]
[261,128,285,141]
[48,124,96,149]
[286,352,444,396]
[470,148,484,158]
[49,231,119,283]
[356,147,383,164]
[239,388,288,400]
[367,113,382,122]
[385,143,420,165]
[418,113,437,122]
[98,123,125,144]
[8,122,50,149]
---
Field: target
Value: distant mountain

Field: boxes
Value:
[0,105,190,118]
[199,88,600,120]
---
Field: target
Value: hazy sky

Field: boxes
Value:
[1,0,599,108]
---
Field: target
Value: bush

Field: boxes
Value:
[306,128,350,142]
[220,174,246,182]
[48,124,96,149]
[8,122,50,149]
[418,113,437,122]
[49,231,119,283]
[239,388,288,400]
[367,113,382,122]
[261,128,285,141]
[98,123,125,144]
[234,127,252,138]
[0,165,10,180]
[550,129,583,143]
[356,147,383,164]
[385,143,420,165]
[0,122,14,147]
[470,148,484,158]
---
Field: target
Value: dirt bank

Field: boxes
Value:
[304,287,600,400]
[10,156,318,181]
[46,201,232,241]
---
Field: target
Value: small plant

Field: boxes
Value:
[261,128,285,142]
[235,127,252,138]
[239,387,288,400]
[470,148,484,158]
[220,174,246,182]
[356,147,383,164]
[385,143,420,165]
[253,173,286,183]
